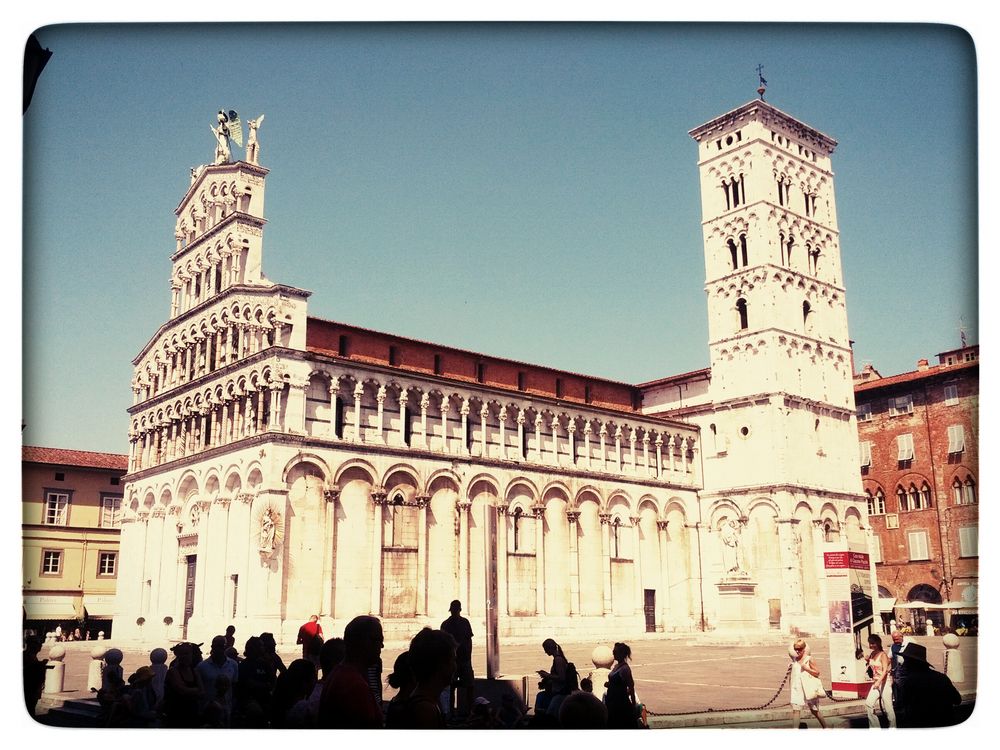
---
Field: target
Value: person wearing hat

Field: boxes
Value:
[893,642,962,727]
[122,666,159,727]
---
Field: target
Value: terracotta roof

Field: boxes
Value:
[854,359,978,394]
[22,446,128,471]
[637,367,712,389]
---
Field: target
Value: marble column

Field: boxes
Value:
[420,393,430,449]
[533,503,546,615]
[496,504,510,616]
[415,494,430,616]
[480,404,489,458]
[457,501,472,606]
[398,388,408,446]
[630,516,643,617]
[353,382,364,442]
[321,488,340,618]
[375,384,386,443]
[656,520,670,630]
[498,407,508,460]
[370,489,387,615]
[567,510,581,615]
[440,396,450,453]
[599,512,613,614]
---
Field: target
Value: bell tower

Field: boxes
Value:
[686,97,859,495]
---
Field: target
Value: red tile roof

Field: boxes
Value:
[854,359,978,393]
[22,446,128,471]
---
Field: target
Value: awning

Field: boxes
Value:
[878,597,896,611]
[23,594,82,619]
[82,594,117,618]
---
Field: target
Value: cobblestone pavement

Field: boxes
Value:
[38,633,977,727]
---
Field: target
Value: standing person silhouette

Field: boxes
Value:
[318,615,385,728]
[441,599,474,718]
[605,642,637,728]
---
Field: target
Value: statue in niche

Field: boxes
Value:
[246,115,264,164]
[720,518,746,576]
[259,511,276,553]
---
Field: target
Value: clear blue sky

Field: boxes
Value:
[21,22,979,454]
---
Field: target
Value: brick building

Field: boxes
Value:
[22,446,128,638]
[854,345,979,632]
[113,95,871,648]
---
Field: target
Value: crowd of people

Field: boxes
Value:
[26,611,965,729]
[791,630,963,729]
[28,601,646,729]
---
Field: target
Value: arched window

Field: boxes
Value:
[964,478,977,504]
[739,233,748,267]
[727,238,738,270]
[823,521,837,542]
[867,490,885,516]
[954,476,977,505]
[736,298,749,330]
[786,234,795,267]
[919,483,932,509]
[908,484,921,511]
[897,486,908,512]
[803,300,812,329]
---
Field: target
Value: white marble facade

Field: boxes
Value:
[114,98,871,645]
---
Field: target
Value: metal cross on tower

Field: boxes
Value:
[756,64,768,100]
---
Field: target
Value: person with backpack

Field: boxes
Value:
[605,642,638,728]
[535,638,573,717]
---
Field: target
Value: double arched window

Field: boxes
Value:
[952,475,977,505]
[897,482,932,511]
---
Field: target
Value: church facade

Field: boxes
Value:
[113,97,870,646]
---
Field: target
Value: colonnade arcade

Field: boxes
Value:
[301,369,700,487]
[120,455,705,638]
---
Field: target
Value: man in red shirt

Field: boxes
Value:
[318,615,385,728]
[296,614,323,659]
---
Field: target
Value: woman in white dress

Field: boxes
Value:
[790,639,828,728]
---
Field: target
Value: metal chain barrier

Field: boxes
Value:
[645,664,861,717]
[646,664,793,717]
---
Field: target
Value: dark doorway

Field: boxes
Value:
[643,589,656,632]
[183,555,196,639]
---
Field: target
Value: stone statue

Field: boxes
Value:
[259,511,275,553]
[720,519,745,575]
[211,112,231,165]
[246,114,264,165]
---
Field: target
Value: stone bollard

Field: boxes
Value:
[149,648,169,704]
[590,644,614,699]
[43,645,66,695]
[87,645,108,693]
[103,648,124,692]
[943,633,965,683]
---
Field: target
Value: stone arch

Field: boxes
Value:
[843,506,865,545]
[708,498,742,529]
[333,459,377,488]
[503,477,539,505]
[381,464,421,493]
[606,490,633,518]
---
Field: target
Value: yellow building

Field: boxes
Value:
[22,446,127,638]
